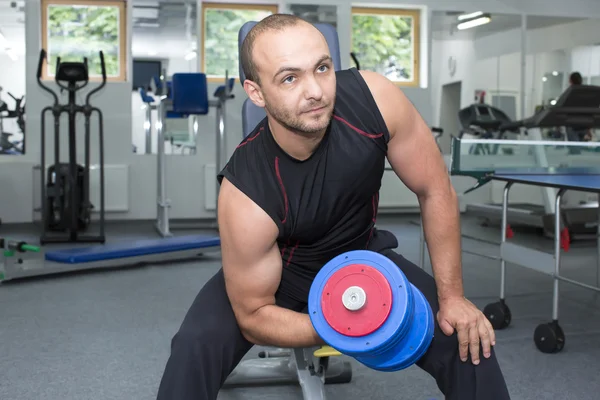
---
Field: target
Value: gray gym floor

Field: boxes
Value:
[1,215,599,400]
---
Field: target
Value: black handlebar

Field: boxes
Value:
[86,50,106,105]
[36,48,107,106]
[100,51,106,81]
[37,49,46,79]
[37,49,59,105]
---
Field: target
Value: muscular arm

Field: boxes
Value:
[360,70,464,301]
[218,178,324,347]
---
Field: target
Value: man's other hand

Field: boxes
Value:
[437,296,496,365]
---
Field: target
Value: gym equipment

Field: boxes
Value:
[451,136,600,353]
[0,87,26,155]
[309,250,434,371]
[458,103,517,144]
[0,237,40,281]
[142,78,200,155]
[36,49,107,245]
[0,234,220,282]
[223,21,353,400]
[155,72,234,237]
[139,87,156,154]
[459,90,600,239]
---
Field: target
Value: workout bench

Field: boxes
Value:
[0,235,221,282]
[223,345,352,397]
[221,21,353,399]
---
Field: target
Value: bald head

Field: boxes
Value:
[240,14,336,137]
[240,14,323,85]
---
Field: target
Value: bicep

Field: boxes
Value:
[360,70,450,197]
[218,178,282,324]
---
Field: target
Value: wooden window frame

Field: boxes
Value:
[201,2,279,83]
[40,0,127,82]
[351,7,421,87]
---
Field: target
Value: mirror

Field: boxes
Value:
[131,0,198,155]
[527,15,599,142]
[431,11,526,153]
[0,1,26,156]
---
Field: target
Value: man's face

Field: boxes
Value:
[245,23,337,136]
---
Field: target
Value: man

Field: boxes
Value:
[156,14,511,400]
[566,71,592,142]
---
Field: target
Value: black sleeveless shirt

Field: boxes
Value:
[217,68,391,303]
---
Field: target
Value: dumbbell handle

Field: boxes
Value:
[0,238,41,253]
[342,286,367,311]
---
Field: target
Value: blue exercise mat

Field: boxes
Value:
[45,235,221,264]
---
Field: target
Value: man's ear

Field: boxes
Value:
[243,80,265,108]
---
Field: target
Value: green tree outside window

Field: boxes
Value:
[43,1,125,80]
[203,4,278,80]
[351,8,420,86]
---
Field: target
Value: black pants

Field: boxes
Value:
[156,234,511,400]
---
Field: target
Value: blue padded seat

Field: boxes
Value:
[237,21,342,137]
[171,73,210,115]
[152,76,172,97]
[139,87,154,104]
[214,77,236,97]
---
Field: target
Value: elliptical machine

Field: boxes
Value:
[36,49,106,244]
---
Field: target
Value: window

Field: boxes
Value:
[41,0,127,81]
[201,2,278,82]
[351,7,421,87]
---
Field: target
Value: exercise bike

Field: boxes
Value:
[0,87,25,155]
[36,49,107,244]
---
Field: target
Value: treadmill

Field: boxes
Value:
[517,84,600,238]
[462,85,600,238]
[457,103,547,229]
[458,103,515,140]
[458,104,519,155]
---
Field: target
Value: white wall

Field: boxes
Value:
[430,38,475,135]
[571,45,600,79]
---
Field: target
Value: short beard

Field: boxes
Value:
[264,100,332,136]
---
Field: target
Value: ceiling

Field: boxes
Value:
[131,1,197,57]
[132,0,197,39]
[0,0,25,54]
[431,11,585,40]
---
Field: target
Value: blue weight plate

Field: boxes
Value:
[357,283,434,372]
[309,250,414,357]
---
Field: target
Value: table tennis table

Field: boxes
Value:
[449,137,600,354]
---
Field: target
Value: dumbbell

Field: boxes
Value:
[308,250,434,371]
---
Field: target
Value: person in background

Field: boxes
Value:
[569,71,583,86]
[566,71,593,142]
